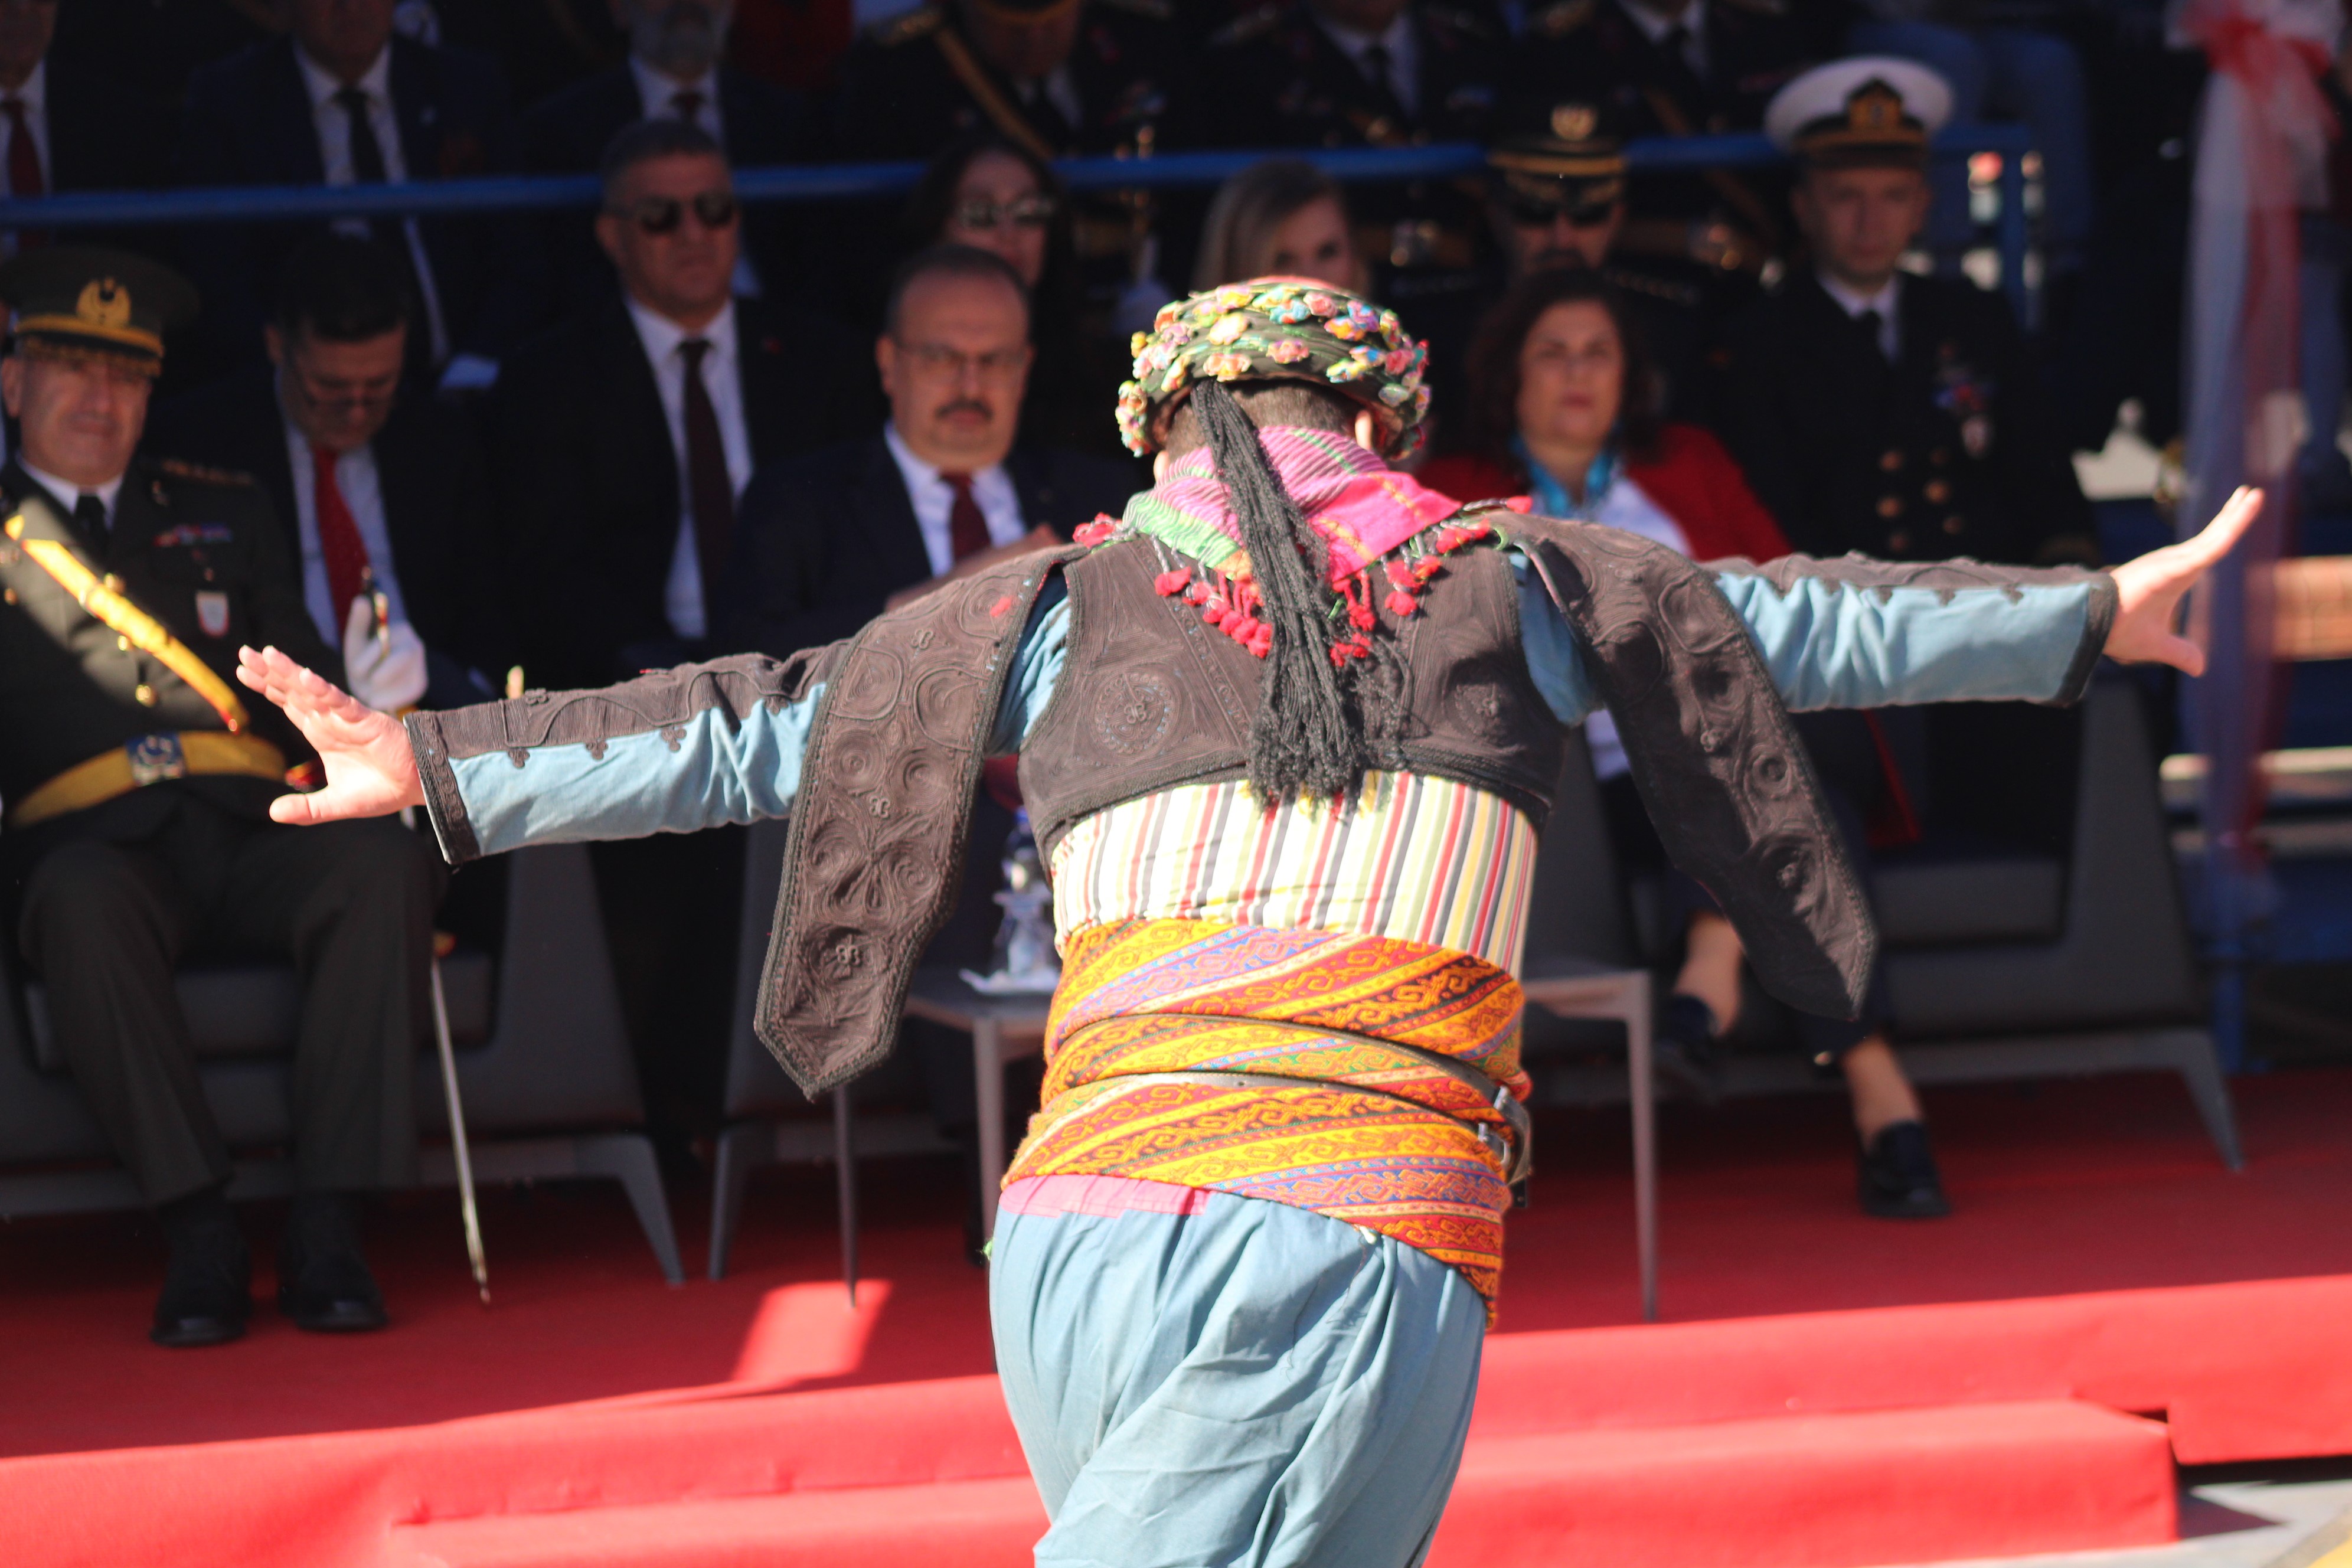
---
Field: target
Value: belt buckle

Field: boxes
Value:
[126,733,187,787]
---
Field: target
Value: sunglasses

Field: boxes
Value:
[611,190,740,235]
[952,194,1059,232]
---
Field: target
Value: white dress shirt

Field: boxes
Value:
[1819,271,1903,361]
[626,294,753,641]
[883,423,1026,578]
[19,459,123,532]
[1616,0,1709,80]
[282,404,409,647]
[1312,12,1420,116]
[295,44,452,364]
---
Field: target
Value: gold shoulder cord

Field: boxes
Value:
[5,514,250,733]
[933,29,1060,165]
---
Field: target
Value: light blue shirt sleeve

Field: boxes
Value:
[441,596,1076,859]
[1509,548,2103,723]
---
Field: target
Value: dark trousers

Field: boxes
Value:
[11,791,441,1205]
[590,827,744,1142]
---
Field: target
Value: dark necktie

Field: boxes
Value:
[71,492,107,554]
[1857,308,1889,362]
[312,444,374,629]
[939,471,991,563]
[332,84,423,319]
[1361,43,1400,106]
[1657,24,1708,107]
[678,337,735,611]
[5,98,43,250]
[671,89,705,126]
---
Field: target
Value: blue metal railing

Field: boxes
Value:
[0,125,2037,315]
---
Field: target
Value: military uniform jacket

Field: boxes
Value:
[829,0,1189,159]
[1715,272,2095,566]
[0,459,330,828]
[1513,0,1808,226]
[1193,1,1504,151]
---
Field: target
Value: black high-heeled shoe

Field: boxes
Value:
[1857,1120,1952,1219]
[1652,993,1727,1106]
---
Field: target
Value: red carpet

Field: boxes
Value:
[6,1067,2351,1567]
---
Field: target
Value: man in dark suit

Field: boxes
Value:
[0,248,440,1346]
[484,118,870,1155]
[520,0,814,315]
[1716,60,2093,567]
[146,234,507,712]
[177,0,534,387]
[0,0,169,228]
[727,242,1135,654]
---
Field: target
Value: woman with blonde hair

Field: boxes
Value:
[1192,158,1368,292]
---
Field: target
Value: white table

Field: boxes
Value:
[903,968,1052,1242]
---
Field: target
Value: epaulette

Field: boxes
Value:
[1208,2,1288,50]
[1716,0,1788,16]
[1527,0,1596,38]
[151,458,255,487]
[867,4,943,45]
[1095,0,1174,21]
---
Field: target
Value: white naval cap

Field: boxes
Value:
[1764,57,1954,168]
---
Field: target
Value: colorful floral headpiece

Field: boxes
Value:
[1115,277,1433,460]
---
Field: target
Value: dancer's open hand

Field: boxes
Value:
[234,645,424,824]
[2105,486,2263,675]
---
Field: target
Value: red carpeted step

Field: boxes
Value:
[1429,1398,2177,1568]
[382,1476,1049,1568]
[379,1399,2171,1568]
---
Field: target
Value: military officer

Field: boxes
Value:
[1194,0,1504,301]
[1714,61,2095,566]
[1511,0,1810,302]
[0,249,442,1347]
[829,0,1187,161]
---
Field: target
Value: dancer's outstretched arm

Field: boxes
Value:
[1518,488,2262,722]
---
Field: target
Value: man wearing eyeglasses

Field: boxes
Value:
[484,117,871,1162]
[146,234,508,715]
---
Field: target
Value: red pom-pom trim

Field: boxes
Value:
[1384,590,1419,617]
[1502,496,1533,514]
[1154,568,1192,596]
[1074,517,1118,545]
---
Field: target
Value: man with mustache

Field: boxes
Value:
[520,0,812,316]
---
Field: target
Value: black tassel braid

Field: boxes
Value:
[1192,381,1402,807]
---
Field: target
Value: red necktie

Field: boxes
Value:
[671,89,705,126]
[940,471,991,562]
[5,99,43,250]
[313,444,373,628]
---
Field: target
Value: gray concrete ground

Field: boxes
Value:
[1881,1478,2352,1568]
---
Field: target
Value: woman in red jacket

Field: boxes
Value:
[1423,268,1949,1220]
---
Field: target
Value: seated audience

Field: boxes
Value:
[728,242,1134,654]
[484,118,870,1158]
[831,0,1185,160]
[0,247,441,1345]
[520,0,814,315]
[1508,0,1812,309]
[1716,59,2095,566]
[898,130,1128,458]
[0,0,169,262]
[145,234,506,713]
[728,242,1135,1255]
[178,0,533,387]
[1196,0,1501,306]
[1422,266,1952,1220]
[1192,158,1367,293]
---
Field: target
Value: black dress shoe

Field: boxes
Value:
[1858,1120,1952,1219]
[277,1194,388,1333]
[151,1217,252,1348]
[1652,993,1727,1106]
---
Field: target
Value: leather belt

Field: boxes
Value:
[1080,1011,1535,1185]
[9,731,287,828]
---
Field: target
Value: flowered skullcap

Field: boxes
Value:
[1115,277,1433,459]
